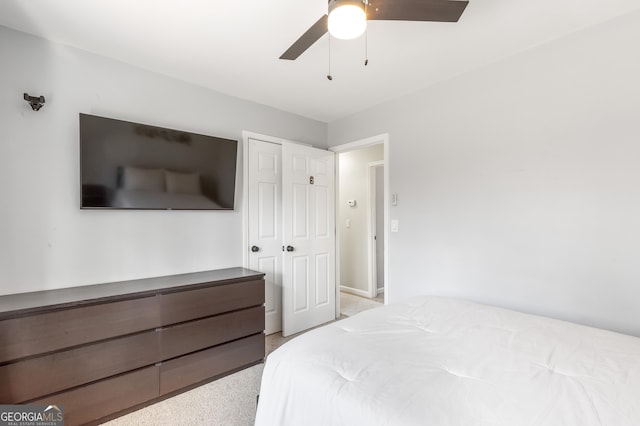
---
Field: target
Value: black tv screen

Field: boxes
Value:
[80,114,238,210]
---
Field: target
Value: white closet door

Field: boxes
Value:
[248,139,282,335]
[282,142,335,337]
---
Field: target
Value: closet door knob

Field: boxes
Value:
[251,246,260,252]
[286,245,294,252]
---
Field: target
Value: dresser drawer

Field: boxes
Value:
[0,330,160,403]
[159,333,264,395]
[160,306,265,360]
[33,366,159,426]
[0,296,158,363]
[158,279,264,325]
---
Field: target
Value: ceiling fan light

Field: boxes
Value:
[328,3,367,40]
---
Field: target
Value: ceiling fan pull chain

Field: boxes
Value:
[327,34,333,80]
[364,28,369,66]
[364,0,369,66]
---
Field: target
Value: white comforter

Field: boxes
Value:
[255,296,640,426]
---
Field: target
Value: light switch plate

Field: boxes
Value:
[391,220,399,233]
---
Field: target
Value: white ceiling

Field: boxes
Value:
[0,0,637,122]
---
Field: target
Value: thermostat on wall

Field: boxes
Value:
[348,200,356,207]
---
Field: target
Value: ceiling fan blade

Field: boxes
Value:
[280,15,329,60]
[367,0,469,23]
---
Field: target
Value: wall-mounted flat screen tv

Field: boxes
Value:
[80,114,238,210]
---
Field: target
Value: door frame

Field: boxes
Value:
[331,134,390,317]
[368,160,384,299]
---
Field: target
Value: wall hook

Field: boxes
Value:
[24,93,45,111]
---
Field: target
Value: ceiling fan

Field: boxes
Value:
[279,0,469,61]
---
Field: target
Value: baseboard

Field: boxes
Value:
[340,285,370,298]
[376,287,384,296]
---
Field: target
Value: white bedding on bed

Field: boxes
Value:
[255,296,640,426]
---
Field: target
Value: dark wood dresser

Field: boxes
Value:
[0,267,265,425]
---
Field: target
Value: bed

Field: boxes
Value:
[255,296,640,425]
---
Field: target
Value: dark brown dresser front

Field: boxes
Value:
[0,267,265,425]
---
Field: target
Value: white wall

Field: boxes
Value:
[338,144,383,294]
[328,11,640,336]
[0,26,327,296]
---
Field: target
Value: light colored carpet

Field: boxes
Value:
[340,292,383,317]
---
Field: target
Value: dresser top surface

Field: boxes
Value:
[0,267,264,318]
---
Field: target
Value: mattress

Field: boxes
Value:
[255,296,640,425]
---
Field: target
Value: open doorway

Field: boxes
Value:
[334,142,387,317]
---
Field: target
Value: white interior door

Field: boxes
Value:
[282,142,336,337]
[248,139,282,335]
